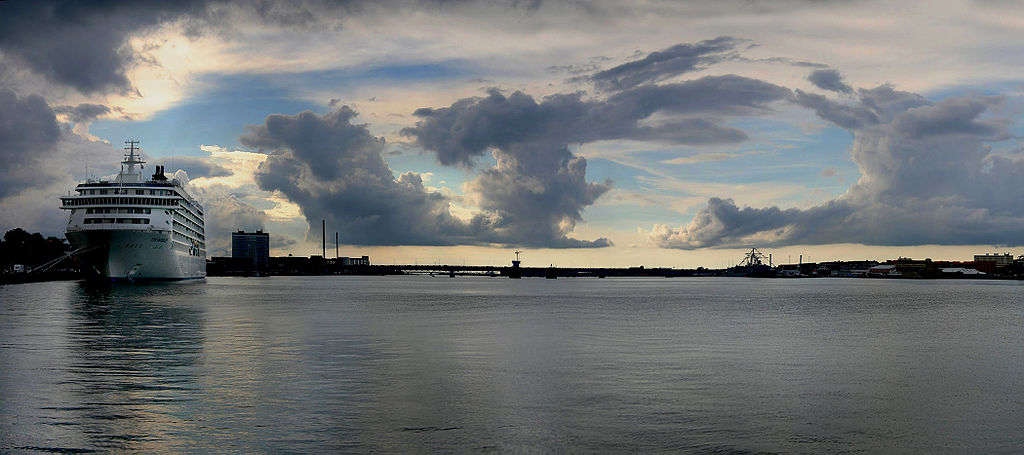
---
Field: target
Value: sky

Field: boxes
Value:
[2,0,1024,268]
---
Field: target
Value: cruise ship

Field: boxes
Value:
[60,141,206,281]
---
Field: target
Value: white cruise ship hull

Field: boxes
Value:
[67,229,206,281]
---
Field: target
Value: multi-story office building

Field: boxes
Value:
[232,230,270,271]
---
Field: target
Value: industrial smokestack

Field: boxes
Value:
[335,232,339,258]
[322,219,326,257]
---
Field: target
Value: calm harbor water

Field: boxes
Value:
[2,276,1024,453]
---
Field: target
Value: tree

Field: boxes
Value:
[0,228,70,268]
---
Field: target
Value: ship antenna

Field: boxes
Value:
[124,140,143,162]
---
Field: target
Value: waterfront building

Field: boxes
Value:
[867,264,899,277]
[972,253,1014,274]
[232,230,270,271]
[340,255,370,266]
[973,253,1013,266]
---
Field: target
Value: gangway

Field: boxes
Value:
[27,245,99,274]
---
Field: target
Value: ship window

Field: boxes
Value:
[99,190,107,195]
[136,190,144,195]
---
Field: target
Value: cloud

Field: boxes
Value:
[403,76,793,247]
[792,90,879,130]
[404,76,789,167]
[0,89,61,199]
[155,156,234,180]
[189,183,267,256]
[464,148,613,248]
[0,0,564,96]
[0,0,373,95]
[588,37,744,91]
[807,68,852,94]
[650,86,1021,249]
[662,150,765,165]
[242,106,492,246]
[53,103,112,123]
[0,1,221,94]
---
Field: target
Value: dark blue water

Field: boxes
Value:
[2,277,1024,453]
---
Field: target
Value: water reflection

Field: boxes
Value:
[58,282,205,451]
[4,277,1024,452]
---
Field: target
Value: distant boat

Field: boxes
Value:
[725,248,775,278]
[545,265,557,279]
[508,250,522,279]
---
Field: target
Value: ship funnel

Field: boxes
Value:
[152,165,168,181]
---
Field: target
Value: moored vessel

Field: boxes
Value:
[59,141,206,281]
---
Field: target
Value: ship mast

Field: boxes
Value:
[116,139,146,183]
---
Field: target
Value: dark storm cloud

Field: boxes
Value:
[53,103,113,123]
[244,105,614,248]
[155,156,233,179]
[807,68,852,93]
[0,0,564,95]
[652,86,1021,249]
[0,0,396,94]
[403,76,793,247]
[891,96,1008,140]
[588,37,744,90]
[733,55,828,68]
[0,89,61,199]
[650,197,856,249]
[404,76,790,167]
[793,90,879,129]
[0,1,223,94]
[465,148,613,248]
[242,106,489,246]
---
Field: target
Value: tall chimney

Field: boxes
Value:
[322,219,326,257]
[335,232,339,258]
